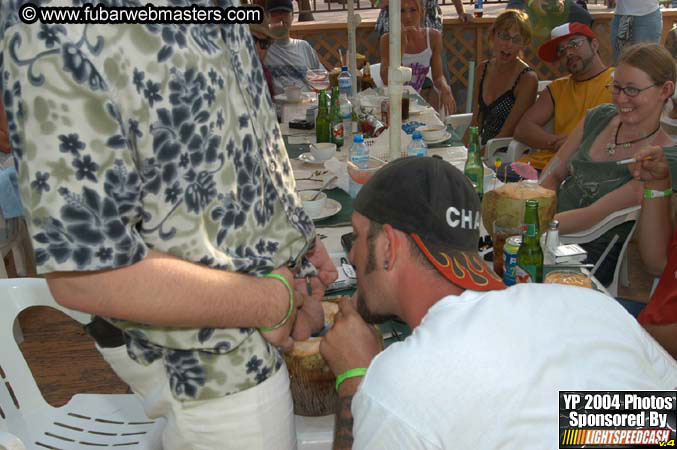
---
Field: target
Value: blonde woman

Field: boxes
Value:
[468,9,538,146]
[379,0,455,114]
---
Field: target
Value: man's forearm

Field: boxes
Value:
[46,248,290,329]
[514,121,558,150]
[452,0,465,15]
[333,395,355,450]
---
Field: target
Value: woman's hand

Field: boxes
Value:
[439,86,456,116]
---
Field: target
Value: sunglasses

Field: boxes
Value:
[607,83,659,97]
[555,37,587,58]
[253,35,271,50]
[495,30,524,45]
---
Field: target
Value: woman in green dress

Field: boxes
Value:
[540,43,677,287]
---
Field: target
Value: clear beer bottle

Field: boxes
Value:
[515,199,544,283]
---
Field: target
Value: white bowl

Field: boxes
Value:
[299,190,327,217]
[420,126,446,141]
[310,143,337,162]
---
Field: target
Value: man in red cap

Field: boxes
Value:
[320,156,676,449]
[514,22,614,169]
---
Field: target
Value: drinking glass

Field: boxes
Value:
[306,68,330,93]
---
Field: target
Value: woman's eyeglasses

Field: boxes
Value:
[253,35,271,50]
[495,31,524,45]
[607,83,659,97]
[555,37,586,58]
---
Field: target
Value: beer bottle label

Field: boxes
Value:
[515,264,536,284]
[521,223,537,237]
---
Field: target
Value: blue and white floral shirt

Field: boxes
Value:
[1,0,315,400]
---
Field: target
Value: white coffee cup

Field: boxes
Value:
[420,125,446,141]
[299,190,327,217]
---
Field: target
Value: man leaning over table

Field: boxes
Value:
[320,156,677,450]
[0,1,337,448]
[513,22,613,169]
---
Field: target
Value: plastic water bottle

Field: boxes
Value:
[349,133,369,198]
[340,94,353,150]
[407,130,427,157]
[338,66,352,97]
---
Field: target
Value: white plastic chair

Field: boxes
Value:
[0,277,165,449]
[444,113,472,139]
[369,63,384,89]
[484,80,553,167]
[560,205,641,297]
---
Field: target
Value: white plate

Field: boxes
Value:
[309,198,342,221]
[274,92,315,104]
[298,152,331,165]
[408,103,427,114]
[423,131,452,144]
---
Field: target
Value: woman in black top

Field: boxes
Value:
[467,9,538,147]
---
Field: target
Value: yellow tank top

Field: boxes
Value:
[520,67,614,169]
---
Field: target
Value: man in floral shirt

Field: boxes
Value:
[0,0,336,447]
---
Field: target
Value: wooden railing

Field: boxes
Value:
[291,10,677,111]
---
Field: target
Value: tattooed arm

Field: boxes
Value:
[333,377,363,450]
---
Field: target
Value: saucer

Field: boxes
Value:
[299,152,330,165]
[274,92,314,104]
[423,131,452,145]
[308,198,342,221]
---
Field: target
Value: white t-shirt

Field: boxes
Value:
[352,284,677,450]
[615,0,659,16]
[264,38,324,95]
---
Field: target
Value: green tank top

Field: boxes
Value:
[557,103,677,246]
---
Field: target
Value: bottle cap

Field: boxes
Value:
[341,66,348,71]
[354,133,364,143]
[412,130,423,140]
[548,220,559,229]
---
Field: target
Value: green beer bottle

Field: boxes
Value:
[463,126,483,197]
[329,86,343,147]
[316,90,330,143]
[515,199,544,283]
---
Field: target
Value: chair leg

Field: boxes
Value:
[620,252,630,288]
[11,242,27,277]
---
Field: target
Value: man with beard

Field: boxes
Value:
[320,157,677,450]
[514,22,613,169]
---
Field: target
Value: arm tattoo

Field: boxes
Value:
[333,395,355,450]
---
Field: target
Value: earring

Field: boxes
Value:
[384,261,389,269]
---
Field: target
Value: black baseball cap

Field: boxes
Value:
[354,156,505,291]
[266,0,293,12]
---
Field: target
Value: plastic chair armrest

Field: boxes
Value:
[0,432,27,450]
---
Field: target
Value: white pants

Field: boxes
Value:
[97,344,297,450]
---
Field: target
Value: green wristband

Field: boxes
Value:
[335,368,367,392]
[643,187,673,199]
[259,273,294,332]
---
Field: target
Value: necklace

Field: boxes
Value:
[605,122,661,156]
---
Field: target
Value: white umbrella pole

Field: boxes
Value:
[347,0,361,98]
[387,0,409,160]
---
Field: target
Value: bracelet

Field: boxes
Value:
[259,273,294,332]
[335,368,367,392]
[643,188,673,199]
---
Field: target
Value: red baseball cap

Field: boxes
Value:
[538,22,597,63]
